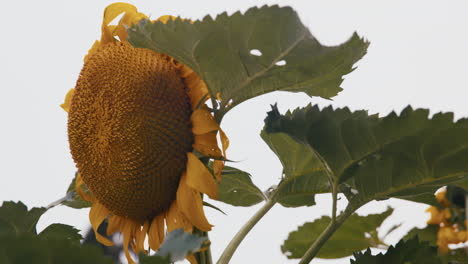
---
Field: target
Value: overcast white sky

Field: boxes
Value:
[1,0,467,263]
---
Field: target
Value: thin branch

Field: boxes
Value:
[298,202,361,264]
[217,199,276,264]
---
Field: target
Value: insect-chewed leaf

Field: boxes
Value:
[128,5,368,117]
[264,104,468,204]
[260,129,329,207]
[282,208,393,259]
[0,201,47,235]
[217,165,266,207]
[350,236,441,264]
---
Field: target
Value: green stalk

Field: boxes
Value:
[217,199,276,264]
[298,203,359,264]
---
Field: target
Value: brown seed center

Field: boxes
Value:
[68,42,193,221]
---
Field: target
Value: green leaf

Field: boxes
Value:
[0,201,47,235]
[0,232,113,264]
[139,254,171,264]
[264,104,468,204]
[61,173,92,209]
[128,6,368,117]
[282,208,393,259]
[351,236,441,264]
[38,224,83,246]
[403,225,438,246]
[260,130,329,207]
[156,229,207,262]
[217,165,266,206]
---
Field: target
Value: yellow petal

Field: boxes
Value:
[115,11,148,41]
[135,220,149,254]
[156,15,178,24]
[191,107,219,135]
[219,128,229,155]
[166,201,193,232]
[185,71,209,110]
[187,255,198,264]
[89,202,113,246]
[176,173,213,231]
[121,220,137,264]
[106,215,123,236]
[148,214,165,251]
[101,3,136,43]
[186,153,218,199]
[60,89,75,113]
[193,132,223,158]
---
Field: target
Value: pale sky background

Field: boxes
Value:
[1,0,467,263]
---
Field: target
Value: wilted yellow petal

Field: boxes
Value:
[187,255,198,264]
[121,220,137,264]
[148,214,165,250]
[135,220,149,254]
[176,174,212,231]
[193,132,222,158]
[60,89,75,112]
[165,201,193,232]
[219,128,229,155]
[186,153,218,199]
[89,202,113,246]
[191,107,219,135]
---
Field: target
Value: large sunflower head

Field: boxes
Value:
[61,3,228,263]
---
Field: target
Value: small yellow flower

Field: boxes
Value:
[62,3,228,263]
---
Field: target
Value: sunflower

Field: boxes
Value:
[61,3,228,263]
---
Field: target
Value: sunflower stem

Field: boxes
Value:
[298,202,360,264]
[217,198,276,264]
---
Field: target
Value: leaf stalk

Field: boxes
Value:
[217,198,276,264]
[298,202,359,264]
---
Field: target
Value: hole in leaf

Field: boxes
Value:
[275,60,286,66]
[250,49,262,56]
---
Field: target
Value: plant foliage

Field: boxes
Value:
[128,5,368,118]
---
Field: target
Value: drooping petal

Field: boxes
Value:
[106,215,123,236]
[89,202,113,246]
[187,255,198,264]
[60,89,75,112]
[135,220,149,254]
[176,174,213,231]
[165,201,193,232]
[121,220,137,264]
[191,107,219,135]
[193,132,223,158]
[186,153,218,199]
[148,214,165,251]
[219,129,230,155]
